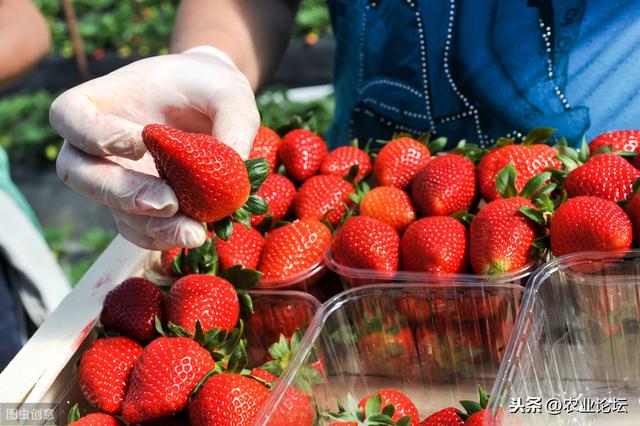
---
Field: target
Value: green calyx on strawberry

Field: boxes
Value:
[260,330,323,394]
[458,386,490,425]
[551,137,640,203]
[141,124,269,242]
[68,404,123,425]
[324,393,413,426]
[155,318,247,368]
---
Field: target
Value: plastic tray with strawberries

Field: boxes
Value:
[0,236,321,425]
[255,282,525,424]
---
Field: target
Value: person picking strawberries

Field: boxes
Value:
[49,0,640,250]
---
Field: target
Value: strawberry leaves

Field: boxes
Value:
[323,394,412,426]
[496,162,518,198]
[522,127,556,146]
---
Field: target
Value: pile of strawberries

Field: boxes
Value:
[69,275,317,425]
[67,124,640,425]
[323,386,491,426]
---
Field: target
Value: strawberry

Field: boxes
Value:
[477,144,560,202]
[258,219,332,281]
[121,337,215,423]
[250,368,314,426]
[550,196,633,256]
[77,336,143,414]
[589,130,640,156]
[465,411,485,426]
[411,154,477,216]
[68,412,123,426]
[414,322,484,381]
[250,127,282,172]
[625,191,640,245]
[137,416,190,425]
[469,197,540,274]
[331,216,400,272]
[188,373,270,426]
[358,390,419,426]
[359,323,418,379]
[279,129,328,181]
[564,153,640,202]
[142,124,257,223]
[100,277,163,342]
[400,216,468,274]
[250,173,297,227]
[419,407,464,425]
[324,393,411,425]
[249,299,313,349]
[321,144,372,182]
[374,137,431,189]
[215,222,264,270]
[164,275,239,334]
[295,175,354,226]
[160,247,183,277]
[359,186,416,233]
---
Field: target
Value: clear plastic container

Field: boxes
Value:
[490,250,640,425]
[255,282,526,425]
[324,247,537,288]
[145,250,340,302]
[31,289,319,425]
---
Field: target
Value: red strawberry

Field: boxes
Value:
[419,407,464,425]
[164,275,239,334]
[121,337,215,423]
[626,192,640,245]
[550,196,633,256]
[477,144,561,202]
[411,154,477,216]
[465,411,485,426]
[250,127,282,172]
[142,124,251,222]
[160,247,182,276]
[77,336,143,414]
[69,413,123,426]
[400,216,468,274]
[359,325,418,379]
[295,175,354,226]
[188,373,270,426]
[258,219,332,281]
[137,416,190,425]
[589,130,640,155]
[160,231,215,277]
[279,129,328,181]
[250,174,297,227]
[414,322,484,381]
[249,299,313,347]
[469,197,540,274]
[100,277,163,342]
[359,186,416,233]
[564,153,640,202]
[374,137,431,189]
[215,222,264,270]
[331,216,400,272]
[250,368,314,426]
[358,389,419,426]
[321,145,372,182]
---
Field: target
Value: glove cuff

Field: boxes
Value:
[182,45,237,68]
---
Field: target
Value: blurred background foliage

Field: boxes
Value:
[1,0,333,284]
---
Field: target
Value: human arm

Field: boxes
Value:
[0,0,51,90]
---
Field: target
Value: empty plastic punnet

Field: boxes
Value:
[254,282,525,425]
[490,250,640,425]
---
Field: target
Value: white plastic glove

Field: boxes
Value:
[50,47,260,250]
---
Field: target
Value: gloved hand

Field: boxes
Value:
[50,47,260,250]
